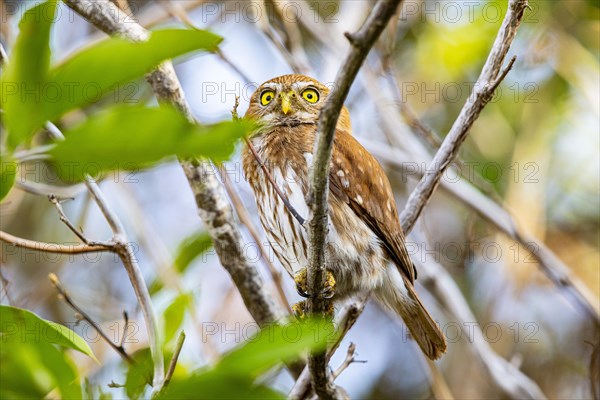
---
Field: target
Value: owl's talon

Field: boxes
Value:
[294,268,310,298]
[292,300,308,320]
[321,271,336,299]
[295,268,336,299]
[291,300,335,321]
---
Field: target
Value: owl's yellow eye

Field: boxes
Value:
[302,88,319,103]
[260,90,275,106]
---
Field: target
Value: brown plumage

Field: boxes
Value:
[242,74,446,359]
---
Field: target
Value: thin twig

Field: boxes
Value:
[45,118,165,389]
[49,273,134,364]
[161,331,186,392]
[306,1,403,398]
[0,230,113,254]
[243,137,307,227]
[331,343,365,380]
[48,194,113,247]
[119,311,129,348]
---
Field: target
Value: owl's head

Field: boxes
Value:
[245,74,351,131]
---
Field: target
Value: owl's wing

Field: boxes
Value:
[329,129,417,283]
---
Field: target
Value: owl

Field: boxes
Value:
[242,74,446,360]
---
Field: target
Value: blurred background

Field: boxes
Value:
[1,0,598,398]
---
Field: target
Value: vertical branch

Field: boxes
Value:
[306,0,403,398]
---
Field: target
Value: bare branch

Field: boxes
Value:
[399,0,529,232]
[119,311,129,348]
[159,330,186,396]
[0,230,112,254]
[43,119,165,389]
[49,273,134,365]
[332,343,366,380]
[48,194,112,247]
[306,0,403,398]
[289,295,368,400]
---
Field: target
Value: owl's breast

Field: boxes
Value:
[242,130,388,297]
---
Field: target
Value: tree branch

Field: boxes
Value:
[49,273,135,364]
[159,330,186,396]
[0,230,112,254]
[399,0,529,232]
[306,1,403,398]
[44,120,166,391]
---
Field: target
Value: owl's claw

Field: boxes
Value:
[294,269,310,298]
[322,271,336,299]
[292,300,308,320]
[292,300,335,321]
[294,268,336,299]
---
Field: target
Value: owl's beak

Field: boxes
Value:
[281,94,292,115]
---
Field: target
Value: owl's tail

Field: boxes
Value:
[376,270,447,360]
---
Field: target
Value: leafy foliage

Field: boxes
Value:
[0,305,98,399]
[0,159,17,200]
[49,105,252,181]
[160,319,334,399]
[1,1,57,149]
[1,0,250,195]
[163,294,192,345]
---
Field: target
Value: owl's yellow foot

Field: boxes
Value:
[294,268,336,299]
[292,300,308,320]
[322,271,336,300]
[294,269,309,298]
[292,300,335,321]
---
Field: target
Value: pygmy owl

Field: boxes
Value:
[242,74,446,359]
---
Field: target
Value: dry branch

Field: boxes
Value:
[49,273,134,364]
[0,230,111,254]
[306,1,404,397]
[44,121,165,391]
[399,0,529,232]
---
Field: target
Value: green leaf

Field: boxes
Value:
[125,348,154,400]
[160,319,333,399]
[0,305,97,362]
[175,232,213,273]
[217,319,333,379]
[1,0,57,149]
[0,305,84,399]
[44,28,222,124]
[163,294,191,345]
[162,372,284,400]
[0,337,83,399]
[49,105,252,181]
[0,158,17,200]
